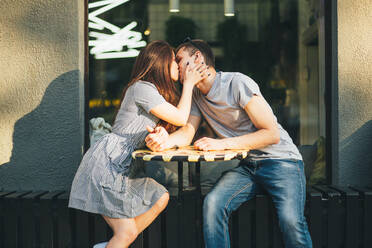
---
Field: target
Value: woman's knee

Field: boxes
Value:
[103,216,139,245]
[114,225,138,244]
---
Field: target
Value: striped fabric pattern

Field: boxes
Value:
[68,81,168,218]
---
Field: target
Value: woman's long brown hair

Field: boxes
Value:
[115,40,180,133]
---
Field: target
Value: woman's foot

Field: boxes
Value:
[93,241,108,248]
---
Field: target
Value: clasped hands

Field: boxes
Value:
[145,126,226,152]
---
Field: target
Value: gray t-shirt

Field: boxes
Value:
[113,80,166,137]
[190,71,302,161]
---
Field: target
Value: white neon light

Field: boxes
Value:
[88,0,147,59]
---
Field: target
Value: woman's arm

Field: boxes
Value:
[149,64,207,126]
[145,115,201,151]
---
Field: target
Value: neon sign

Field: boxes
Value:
[88,0,147,59]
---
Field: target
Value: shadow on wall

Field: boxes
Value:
[0,70,83,191]
[339,120,372,186]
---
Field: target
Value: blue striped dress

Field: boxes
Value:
[69,81,168,218]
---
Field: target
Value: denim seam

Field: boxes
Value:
[293,163,301,218]
[295,161,307,248]
[223,182,253,248]
[296,162,304,216]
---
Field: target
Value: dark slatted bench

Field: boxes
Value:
[0,186,371,248]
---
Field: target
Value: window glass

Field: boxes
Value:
[88,0,327,185]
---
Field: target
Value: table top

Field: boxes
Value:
[132,146,249,162]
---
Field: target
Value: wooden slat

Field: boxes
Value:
[165,198,178,248]
[237,201,254,248]
[3,191,32,248]
[330,185,359,248]
[17,191,34,248]
[74,209,91,247]
[231,210,239,248]
[39,191,66,248]
[256,194,269,248]
[92,213,110,244]
[313,185,343,248]
[144,215,161,248]
[350,186,372,248]
[57,192,73,248]
[0,192,13,248]
[307,186,323,248]
[32,191,49,248]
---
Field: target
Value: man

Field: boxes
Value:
[145,39,312,248]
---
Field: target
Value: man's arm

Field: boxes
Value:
[194,95,280,151]
[146,115,201,151]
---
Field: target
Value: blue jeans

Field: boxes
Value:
[203,159,312,248]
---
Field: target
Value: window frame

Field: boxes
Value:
[83,0,339,185]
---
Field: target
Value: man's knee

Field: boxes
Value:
[278,211,301,232]
[278,211,312,247]
[203,190,225,214]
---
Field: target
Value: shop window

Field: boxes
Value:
[87,0,332,185]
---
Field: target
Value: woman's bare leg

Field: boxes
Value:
[134,192,169,233]
[102,192,170,248]
[103,217,138,248]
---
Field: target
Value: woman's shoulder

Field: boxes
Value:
[132,80,158,93]
[134,80,156,87]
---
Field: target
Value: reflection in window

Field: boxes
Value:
[88,0,327,185]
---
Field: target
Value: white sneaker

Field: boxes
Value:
[93,242,108,248]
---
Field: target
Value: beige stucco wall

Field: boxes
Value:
[0,0,85,190]
[337,0,372,185]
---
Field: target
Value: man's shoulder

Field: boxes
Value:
[223,72,260,91]
[221,71,256,83]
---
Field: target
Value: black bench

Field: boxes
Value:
[1,186,372,248]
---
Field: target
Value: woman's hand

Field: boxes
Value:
[148,63,208,127]
[145,126,169,151]
[183,63,209,87]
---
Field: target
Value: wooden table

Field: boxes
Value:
[132,146,249,248]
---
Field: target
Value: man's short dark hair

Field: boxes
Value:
[176,39,215,68]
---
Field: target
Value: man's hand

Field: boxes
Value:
[145,126,169,151]
[194,137,227,151]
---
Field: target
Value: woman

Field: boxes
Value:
[69,40,207,248]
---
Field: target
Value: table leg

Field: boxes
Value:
[188,162,193,187]
[196,162,201,195]
[178,161,183,193]
[195,161,202,248]
[177,161,184,248]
